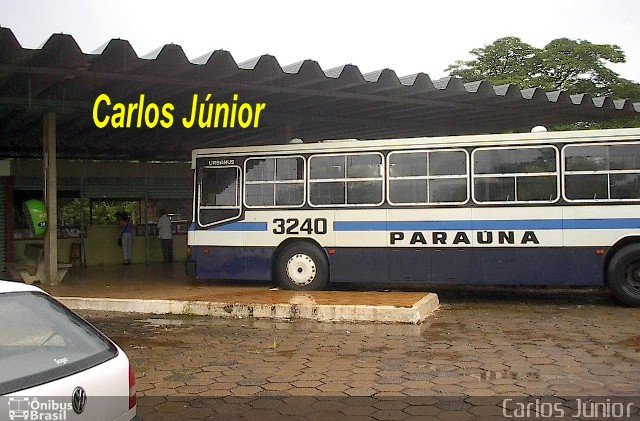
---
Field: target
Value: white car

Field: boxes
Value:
[0,281,140,421]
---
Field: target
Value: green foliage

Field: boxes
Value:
[612,78,640,102]
[446,36,640,130]
[59,198,89,227]
[447,36,628,96]
[446,37,542,87]
[92,200,140,225]
[540,38,625,95]
[59,199,140,226]
[554,115,640,131]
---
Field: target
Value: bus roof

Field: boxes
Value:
[192,127,640,165]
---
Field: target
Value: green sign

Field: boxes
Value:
[23,199,47,237]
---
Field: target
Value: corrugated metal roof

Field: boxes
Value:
[0,27,637,161]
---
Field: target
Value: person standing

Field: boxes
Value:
[118,211,135,265]
[157,209,173,264]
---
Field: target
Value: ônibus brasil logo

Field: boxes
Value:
[7,397,73,421]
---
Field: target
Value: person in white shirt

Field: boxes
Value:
[157,209,173,263]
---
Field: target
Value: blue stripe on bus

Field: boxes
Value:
[562,218,640,229]
[211,222,268,231]
[333,218,640,231]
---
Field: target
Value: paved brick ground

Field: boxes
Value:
[81,288,640,420]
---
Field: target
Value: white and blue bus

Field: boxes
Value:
[186,128,640,306]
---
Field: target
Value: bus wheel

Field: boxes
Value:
[607,244,640,307]
[276,243,328,291]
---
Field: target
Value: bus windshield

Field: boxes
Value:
[198,166,241,226]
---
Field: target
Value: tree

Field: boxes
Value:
[539,38,625,96]
[446,37,542,87]
[575,78,640,129]
[446,36,627,96]
[446,36,639,129]
[612,78,640,102]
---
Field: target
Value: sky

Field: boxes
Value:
[1,0,639,83]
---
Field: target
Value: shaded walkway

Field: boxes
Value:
[39,264,429,307]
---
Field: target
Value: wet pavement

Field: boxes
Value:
[79,288,640,420]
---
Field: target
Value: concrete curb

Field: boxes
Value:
[57,293,439,324]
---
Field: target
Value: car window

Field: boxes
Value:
[0,292,117,395]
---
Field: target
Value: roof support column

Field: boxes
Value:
[43,112,59,285]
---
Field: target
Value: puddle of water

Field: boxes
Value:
[110,335,189,349]
[140,318,188,326]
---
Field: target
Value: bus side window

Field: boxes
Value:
[473,146,558,204]
[245,157,305,208]
[388,150,468,205]
[309,153,383,207]
[564,142,640,202]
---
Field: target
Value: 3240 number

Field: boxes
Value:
[272,218,328,235]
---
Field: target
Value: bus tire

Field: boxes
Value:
[607,244,640,307]
[276,242,328,291]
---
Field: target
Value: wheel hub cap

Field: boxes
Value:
[628,265,640,289]
[286,253,316,286]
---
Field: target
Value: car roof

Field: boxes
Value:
[0,280,46,294]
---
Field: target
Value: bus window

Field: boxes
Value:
[245,158,276,182]
[198,166,241,226]
[473,146,558,204]
[309,153,383,207]
[311,182,345,205]
[245,157,305,207]
[565,174,609,200]
[309,155,344,179]
[564,142,640,201]
[276,157,304,180]
[565,145,608,171]
[474,177,514,202]
[430,151,467,176]
[347,154,382,178]
[200,167,239,206]
[611,174,640,199]
[388,150,468,205]
[347,181,383,205]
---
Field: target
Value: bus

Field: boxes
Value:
[186,128,640,307]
